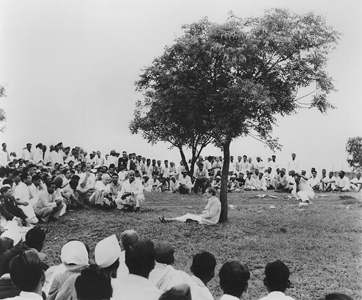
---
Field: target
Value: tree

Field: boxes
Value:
[346,137,362,171]
[131,8,340,222]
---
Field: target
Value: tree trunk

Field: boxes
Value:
[178,146,189,172]
[219,139,231,223]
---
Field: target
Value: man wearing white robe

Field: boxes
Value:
[350,173,362,191]
[22,143,33,160]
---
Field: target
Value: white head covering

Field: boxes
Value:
[60,241,89,270]
[1,229,22,246]
[95,234,121,268]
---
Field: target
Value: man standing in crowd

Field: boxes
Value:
[1,143,10,167]
[288,153,299,174]
[22,143,33,160]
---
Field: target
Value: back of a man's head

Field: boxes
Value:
[159,284,191,300]
[9,250,43,292]
[219,261,250,298]
[190,252,216,283]
[319,293,353,300]
[125,239,155,278]
[25,226,46,252]
[264,260,291,292]
[75,264,112,300]
[154,242,175,265]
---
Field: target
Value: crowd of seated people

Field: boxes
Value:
[0,142,361,229]
[0,227,354,300]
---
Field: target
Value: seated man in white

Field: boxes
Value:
[13,172,38,224]
[244,172,256,191]
[34,181,66,223]
[324,171,337,192]
[307,170,320,191]
[115,170,145,212]
[90,174,115,208]
[350,172,362,191]
[179,168,193,194]
[227,175,239,192]
[169,177,179,193]
[77,162,96,204]
[149,242,191,291]
[255,173,267,191]
[160,188,221,225]
[211,176,222,191]
[112,239,162,300]
[335,171,350,192]
[292,173,314,203]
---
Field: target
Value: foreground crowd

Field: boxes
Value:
[0,228,354,300]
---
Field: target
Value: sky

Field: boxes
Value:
[0,0,361,173]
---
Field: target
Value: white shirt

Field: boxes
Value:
[0,149,9,166]
[112,274,162,300]
[22,148,33,160]
[94,181,110,193]
[32,148,43,164]
[13,181,30,202]
[255,160,265,173]
[3,291,43,300]
[258,291,295,300]
[119,178,144,196]
[179,175,193,189]
[288,159,299,173]
[50,151,63,166]
[77,172,96,191]
[336,176,350,189]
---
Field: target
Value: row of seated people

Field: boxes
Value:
[0,227,354,300]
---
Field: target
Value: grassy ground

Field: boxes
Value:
[41,191,362,300]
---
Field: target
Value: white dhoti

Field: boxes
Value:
[175,213,202,223]
[292,190,314,202]
[115,194,145,209]
[19,203,38,221]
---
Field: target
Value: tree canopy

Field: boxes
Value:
[346,137,362,171]
[131,8,340,222]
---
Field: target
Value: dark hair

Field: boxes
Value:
[319,294,354,300]
[75,264,112,300]
[207,188,216,196]
[125,239,155,276]
[20,172,30,182]
[159,289,189,300]
[28,164,37,169]
[219,261,250,297]
[32,174,41,182]
[264,260,290,292]
[0,237,14,259]
[0,185,11,194]
[9,250,43,291]
[0,246,30,277]
[2,178,13,186]
[191,252,216,279]
[25,226,46,252]
[69,179,79,191]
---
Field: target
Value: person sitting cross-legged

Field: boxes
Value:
[115,170,145,212]
[292,173,314,204]
[160,188,221,225]
[179,168,192,194]
[34,181,66,223]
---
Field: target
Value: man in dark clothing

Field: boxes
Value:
[0,185,29,226]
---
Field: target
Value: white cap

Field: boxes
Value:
[61,241,89,270]
[95,234,121,268]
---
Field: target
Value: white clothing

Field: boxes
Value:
[50,151,63,166]
[239,161,249,175]
[28,183,42,207]
[179,175,193,190]
[335,176,350,191]
[32,148,43,164]
[116,251,128,278]
[3,291,43,300]
[292,179,315,202]
[77,172,96,192]
[350,177,362,191]
[43,264,67,296]
[22,148,33,160]
[95,156,105,166]
[255,177,267,191]
[244,177,256,190]
[149,262,191,292]
[288,159,299,173]
[112,274,163,300]
[258,291,295,300]
[220,295,240,300]
[189,275,214,300]
[324,176,337,190]
[229,161,237,173]
[307,176,320,188]
[94,181,110,193]
[0,149,9,166]
[255,160,265,173]
[13,182,37,219]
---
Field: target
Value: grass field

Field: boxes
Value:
[41,191,362,300]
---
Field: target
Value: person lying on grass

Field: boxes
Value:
[159,188,221,225]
